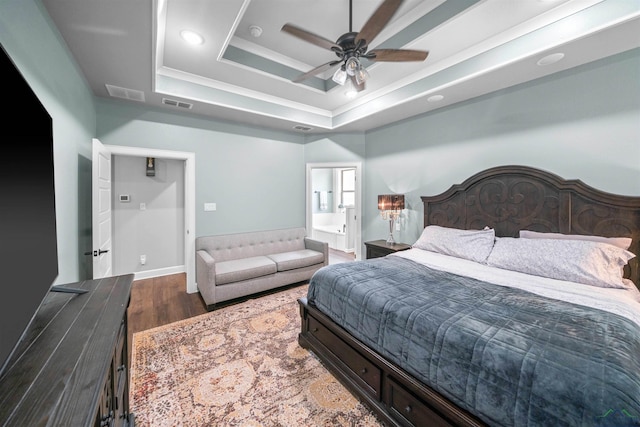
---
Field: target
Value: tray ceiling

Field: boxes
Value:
[42,0,640,134]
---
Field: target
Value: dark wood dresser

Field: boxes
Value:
[0,274,134,427]
[365,239,412,259]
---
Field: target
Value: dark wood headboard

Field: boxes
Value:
[421,165,640,287]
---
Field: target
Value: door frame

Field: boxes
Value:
[306,162,362,260]
[104,144,197,293]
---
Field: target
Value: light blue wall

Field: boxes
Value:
[96,99,307,236]
[365,49,640,246]
[0,0,97,283]
[303,133,366,163]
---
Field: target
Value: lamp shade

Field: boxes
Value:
[378,194,404,211]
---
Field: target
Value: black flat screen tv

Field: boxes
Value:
[0,43,63,374]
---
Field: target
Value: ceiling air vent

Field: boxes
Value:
[293,125,313,132]
[105,84,145,102]
[162,98,193,109]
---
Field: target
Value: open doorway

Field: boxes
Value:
[306,162,362,260]
[96,143,197,293]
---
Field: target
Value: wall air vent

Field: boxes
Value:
[105,84,145,102]
[293,125,313,132]
[162,98,193,109]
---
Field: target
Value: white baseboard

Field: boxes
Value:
[133,265,185,281]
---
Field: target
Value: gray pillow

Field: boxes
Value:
[519,230,632,250]
[413,225,495,263]
[486,237,636,289]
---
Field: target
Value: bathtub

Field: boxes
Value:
[312,225,349,252]
[314,224,345,235]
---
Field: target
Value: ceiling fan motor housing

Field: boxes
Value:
[334,32,368,60]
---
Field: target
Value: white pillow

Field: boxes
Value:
[519,230,632,250]
[413,225,495,263]
[486,237,636,289]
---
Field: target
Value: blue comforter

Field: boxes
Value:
[307,256,640,427]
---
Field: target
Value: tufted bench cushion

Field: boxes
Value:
[215,256,277,285]
[267,249,325,272]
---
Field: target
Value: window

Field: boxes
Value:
[341,169,355,207]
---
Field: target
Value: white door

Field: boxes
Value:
[92,138,113,278]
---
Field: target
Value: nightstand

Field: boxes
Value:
[364,240,412,259]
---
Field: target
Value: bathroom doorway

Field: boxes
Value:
[306,162,362,260]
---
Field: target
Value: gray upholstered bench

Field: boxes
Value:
[195,227,328,310]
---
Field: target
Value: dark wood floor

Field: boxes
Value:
[126,248,355,361]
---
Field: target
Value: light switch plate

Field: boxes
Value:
[204,202,217,211]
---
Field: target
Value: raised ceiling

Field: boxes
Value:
[43,0,640,134]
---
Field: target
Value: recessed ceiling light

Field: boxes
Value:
[427,95,444,103]
[537,53,564,66]
[180,30,204,45]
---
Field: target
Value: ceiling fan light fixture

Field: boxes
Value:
[344,79,358,99]
[355,66,369,85]
[332,67,348,85]
[345,57,359,76]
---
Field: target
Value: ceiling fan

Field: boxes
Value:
[281,0,429,93]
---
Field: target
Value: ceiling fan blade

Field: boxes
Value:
[355,0,403,48]
[367,49,429,62]
[281,24,341,52]
[292,61,341,83]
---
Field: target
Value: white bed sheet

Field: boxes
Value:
[391,248,640,328]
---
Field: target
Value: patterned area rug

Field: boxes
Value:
[130,284,384,426]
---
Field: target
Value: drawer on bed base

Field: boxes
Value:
[307,314,382,399]
[387,377,450,427]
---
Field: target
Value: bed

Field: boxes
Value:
[298,165,640,427]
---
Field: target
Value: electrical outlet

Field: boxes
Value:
[396,222,401,231]
[140,255,146,265]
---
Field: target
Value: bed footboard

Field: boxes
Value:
[298,297,485,427]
